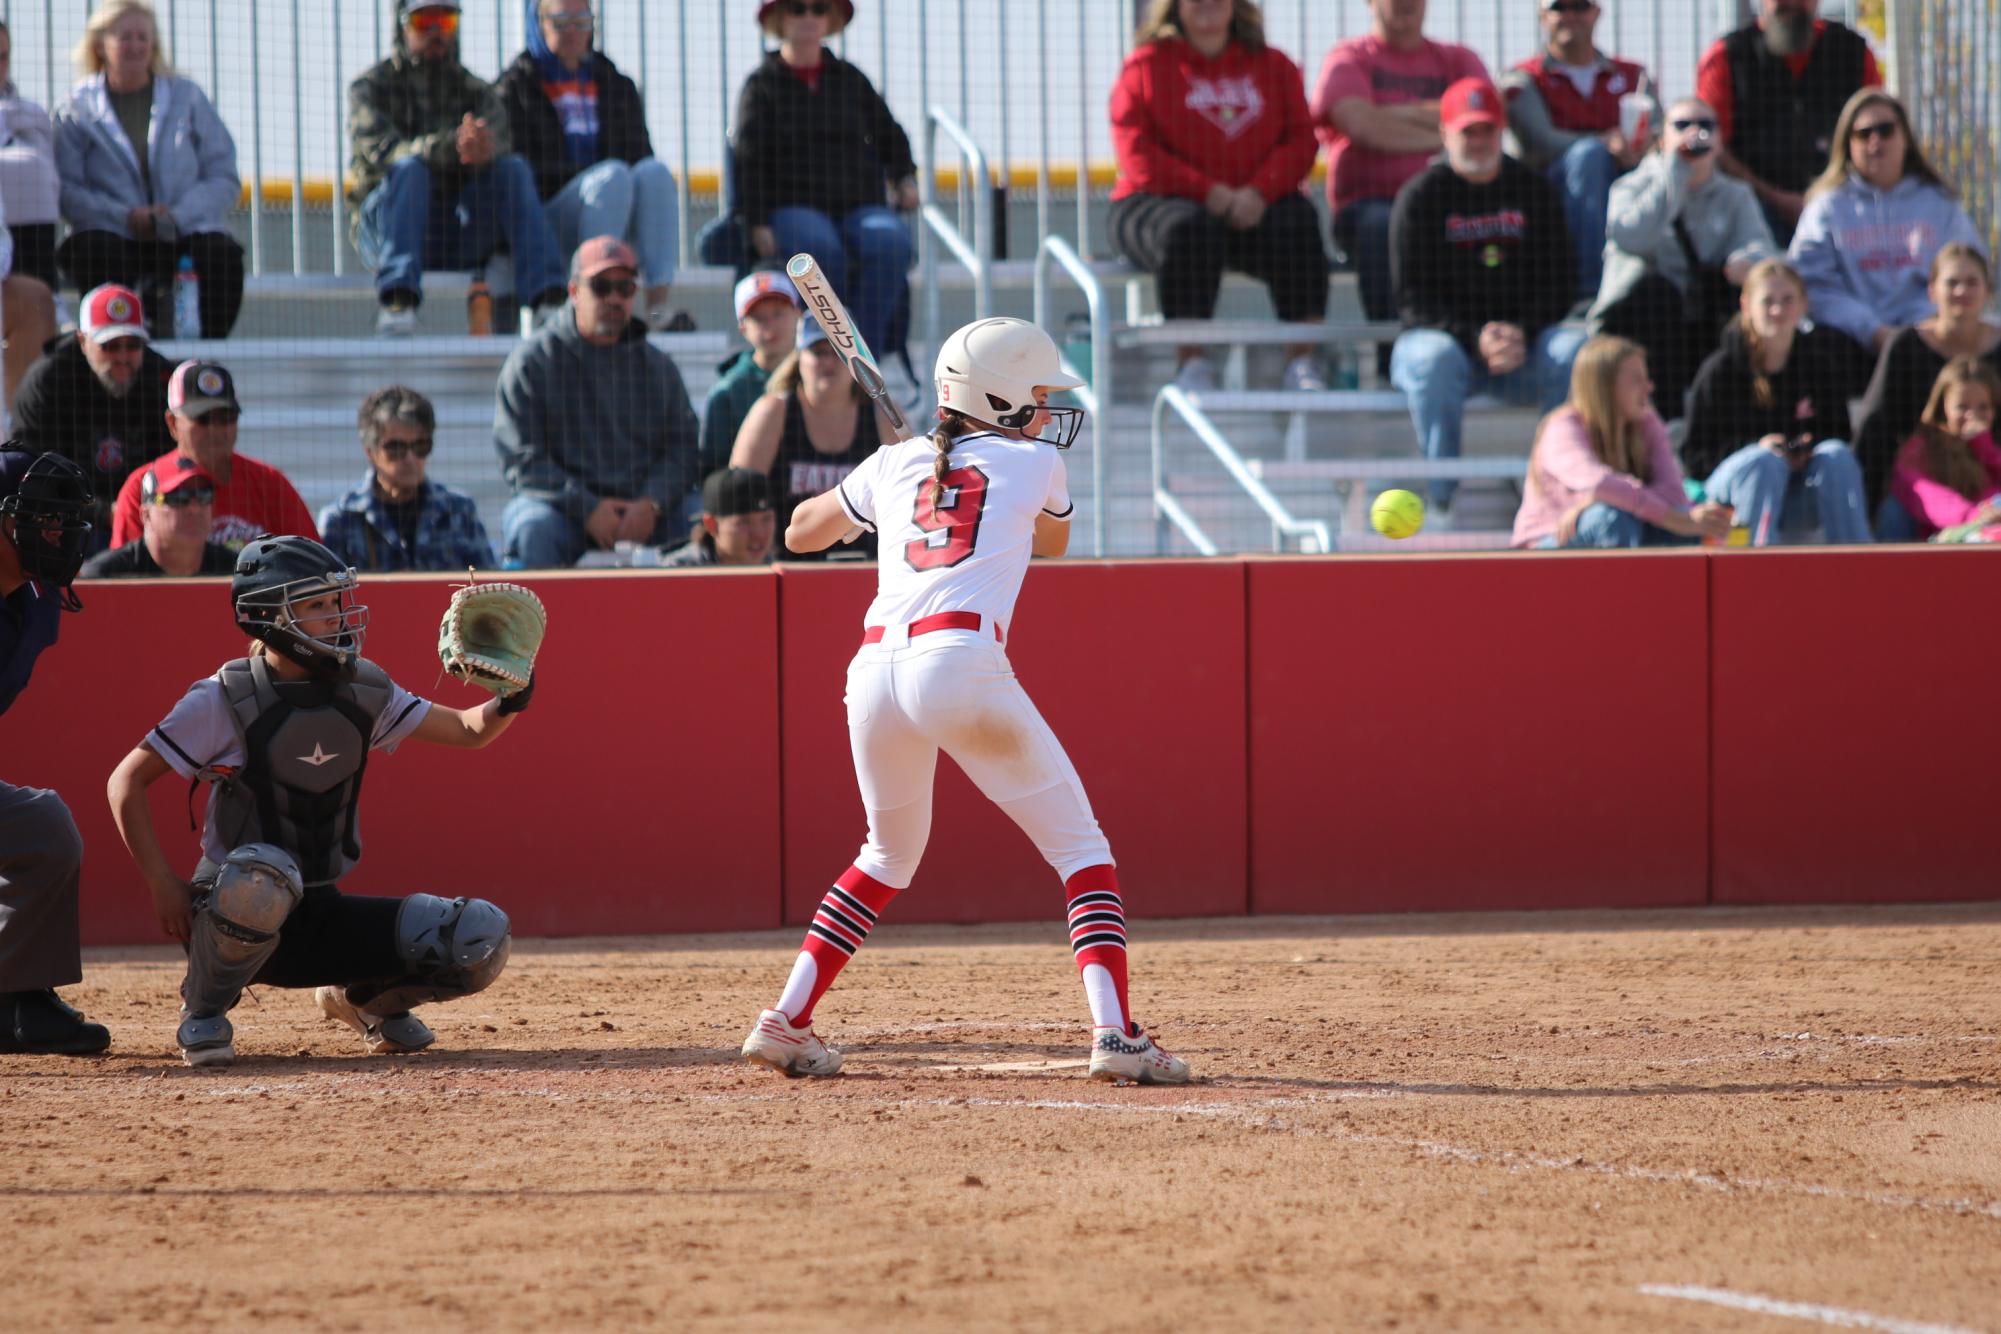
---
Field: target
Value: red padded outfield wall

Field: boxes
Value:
[8,550,1994,948]
[1248,553,1712,913]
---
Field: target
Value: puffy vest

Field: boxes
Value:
[204,656,394,885]
[1723,22,1870,195]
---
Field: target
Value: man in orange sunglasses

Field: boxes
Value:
[346,0,568,336]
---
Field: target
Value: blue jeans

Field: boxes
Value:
[766,204,912,357]
[1548,137,1618,300]
[357,155,566,304]
[1704,441,1873,545]
[501,496,589,569]
[1331,197,1395,321]
[547,158,679,287]
[1873,493,1919,542]
[1391,324,1588,507]
[1537,502,1690,548]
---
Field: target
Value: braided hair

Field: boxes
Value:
[930,410,976,505]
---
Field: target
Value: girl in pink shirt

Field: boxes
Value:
[1513,334,1735,548]
[1886,357,2001,540]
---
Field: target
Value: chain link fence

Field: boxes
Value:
[1885,0,2001,259]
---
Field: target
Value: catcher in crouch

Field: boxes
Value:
[107,535,545,1067]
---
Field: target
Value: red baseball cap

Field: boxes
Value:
[1440,77,1505,133]
[80,284,149,344]
[733,269,801,320]
[137,453,216,503]
[573,235,639,281]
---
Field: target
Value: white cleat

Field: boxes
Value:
[316,986,435,1055]
[742,1008,843,1078]
[1089,1024,1192,1085]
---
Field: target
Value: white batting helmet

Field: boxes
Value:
[933,317,1086,448]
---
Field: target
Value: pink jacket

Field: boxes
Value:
[1512,408,1690,548]
[1889,430,2001,537]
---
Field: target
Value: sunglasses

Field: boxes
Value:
[1850,121,1901,143]
[101,337,146,354]
[1546,1,1597,12]
[787,1,832,16]
[376,438,435,460]
[588,275,637,298]
[1670,117,1717,133]
[193,409,240,427]
[543,12,594,32]
[156,487,214,508]
[407,9,460,36]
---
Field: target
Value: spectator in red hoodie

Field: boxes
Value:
[1109,0,1327,392]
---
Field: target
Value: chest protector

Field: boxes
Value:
[206,656,394,885]
[1723,24,1869,196]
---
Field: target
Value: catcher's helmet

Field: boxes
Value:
[0,443,94,605]
[933,318,1086,448]
[232,535,368,678]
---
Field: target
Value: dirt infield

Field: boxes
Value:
[6,904,1999,1331]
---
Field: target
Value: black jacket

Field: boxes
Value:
[1680,319,1853,480]
[1390,155,1575,356]
[731,52,915,228]
[1851,327,2001,509]
[494,50,654,202]
[80,538,237,578]
[10,335,176,525]
[1721,21,1871,197]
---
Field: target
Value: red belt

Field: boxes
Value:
[861,610,1002,645]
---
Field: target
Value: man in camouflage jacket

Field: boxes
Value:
[347,0,565,334]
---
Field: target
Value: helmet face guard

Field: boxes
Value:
[0,452,94,596]
[237,570,369,678]
[991,397,1085,449]
[233,538,371,679]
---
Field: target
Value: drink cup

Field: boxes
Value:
[1620,92,1652,147]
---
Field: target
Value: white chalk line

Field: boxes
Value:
[72,1076,2001,1224]
[1639,1284,1986,1334]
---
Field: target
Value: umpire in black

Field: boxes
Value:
[0,443,110,1054]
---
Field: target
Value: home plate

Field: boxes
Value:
[926,1058,1093,1073]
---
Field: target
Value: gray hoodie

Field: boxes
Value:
[1788,172,1986,348]
[1590,148,1776,323]
[494,306,702,541]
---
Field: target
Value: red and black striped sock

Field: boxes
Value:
[1065,865,1130,1033]
[775,865,900,1026]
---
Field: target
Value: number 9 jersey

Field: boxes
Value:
[833,429,1072,633]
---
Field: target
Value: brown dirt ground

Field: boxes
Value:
[5,904,1999,1332]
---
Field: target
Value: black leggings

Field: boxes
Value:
[1109,190,1330,322]
[245,886,406,997]
[57,228,247,338]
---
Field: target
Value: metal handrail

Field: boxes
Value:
[1151,386,1332,556]
[1034,234,1111,556]
[919,106,995,361]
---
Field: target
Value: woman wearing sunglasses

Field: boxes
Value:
[1788,89,1985,386]
[733,0,917,365]
[497,1,682,331]
[317,385,494,574]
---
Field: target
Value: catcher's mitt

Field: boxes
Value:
[438,582,547,698]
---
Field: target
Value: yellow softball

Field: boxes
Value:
[1369,488,1426,540]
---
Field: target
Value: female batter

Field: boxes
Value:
[740,317,1190,1085]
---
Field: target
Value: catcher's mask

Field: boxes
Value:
[232,536,369,679]
[0,444,94,607]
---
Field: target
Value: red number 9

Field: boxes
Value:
[905,465,989,570]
